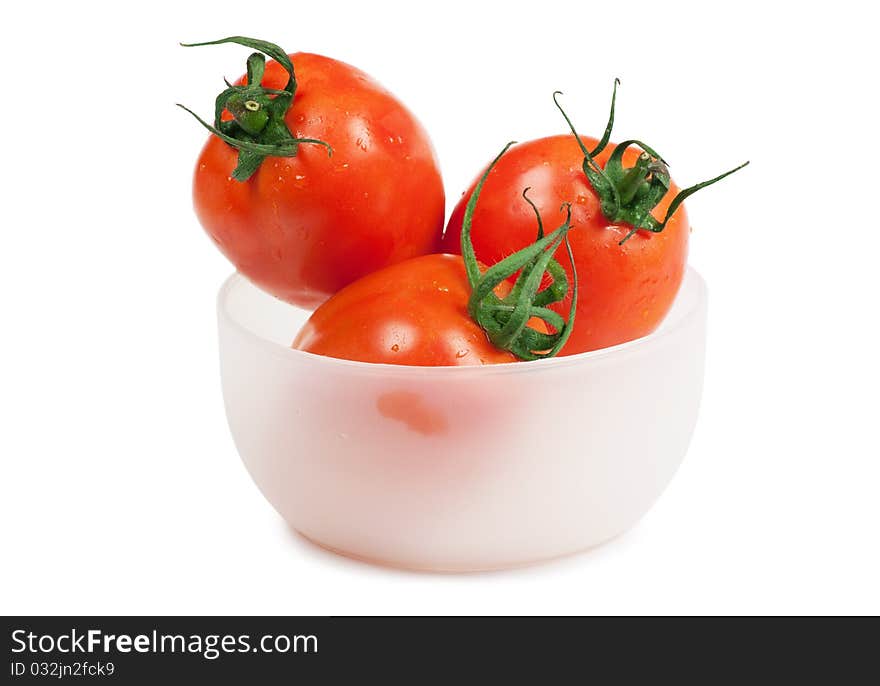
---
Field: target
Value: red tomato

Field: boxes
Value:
[292,254,520,366]
[191,47,444,308]
[293,142,578,367]
[441,135,689,355]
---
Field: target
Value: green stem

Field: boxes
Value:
[616,153,651,206]
[554,81,749,245]
[460,144,578,361]
[178,36,332,181]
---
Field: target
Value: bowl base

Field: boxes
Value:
[293,528,626,574]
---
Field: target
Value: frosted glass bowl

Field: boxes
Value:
[217,268,707,571]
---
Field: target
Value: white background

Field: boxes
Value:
[2,0,878,615]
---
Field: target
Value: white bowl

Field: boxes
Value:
[217,268,707,571]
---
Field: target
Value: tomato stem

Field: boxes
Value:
[177,36,332,181]
[554,83,749,245]
[616,152,653,205]
[460,144,578,361]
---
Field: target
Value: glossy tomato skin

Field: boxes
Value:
[292,254,518,366]
[194,53,445,308]
[440,135,688,355]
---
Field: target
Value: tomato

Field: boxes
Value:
[440,135,688,354]
[185,38,445,308]
[292,254,519,365]
[293,142,579,366]
[441,89,746,355]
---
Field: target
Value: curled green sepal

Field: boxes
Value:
[461,142,579,361]
[554,82,749,245]
[177,36,332,181]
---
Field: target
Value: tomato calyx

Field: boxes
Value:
[462,142,578,361]
[553,81,749,245]
[177,36,332,181]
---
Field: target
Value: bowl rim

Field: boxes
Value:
[217,267,707,377]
